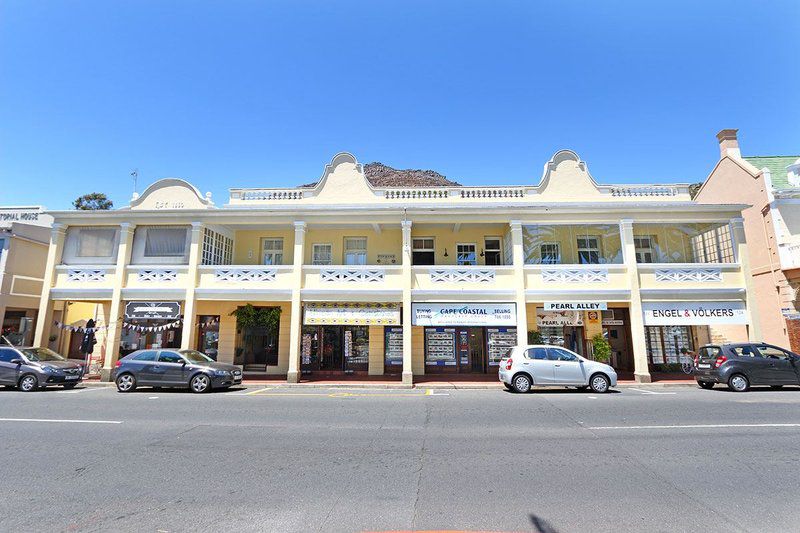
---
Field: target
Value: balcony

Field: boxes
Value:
[302,265,404,301]
[196,265,294,301]
[412,265,516,301]
[637,263,745,300]
[51,265,118,300]
[524,264,630,301]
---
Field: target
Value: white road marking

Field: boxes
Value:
[56,387,108,394]
[148,396,159,400]
[424,389,450,396]
[628,388,677,395]
[0,418,122,425]
[587,396,597,399]
[590,423,800,430]
[243,387,274,396]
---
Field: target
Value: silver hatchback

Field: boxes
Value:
[499,345,617,393]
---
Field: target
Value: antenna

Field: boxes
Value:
[131,169,139,194]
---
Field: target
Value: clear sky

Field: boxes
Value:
[1,1,798,210]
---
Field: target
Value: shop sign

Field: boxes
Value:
[642,302,747,326]
[536,308,583,327]
[124,301,181,320]
[602,319,624,326]
[543,301,607,311]
[384,326,403,366]
[412,303,516,327]
[304,302,400,326]
[0,207,51,228]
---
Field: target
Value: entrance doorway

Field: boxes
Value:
[301,325,369,372]
[456,327,486,373]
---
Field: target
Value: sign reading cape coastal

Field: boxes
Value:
[303,302,400,326]
[124,302,181,320]
[543,301,607,311]
[642,302,747,325]
[412,303,516,326]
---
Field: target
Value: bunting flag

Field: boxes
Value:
[53,321,109,333]
[121,319,183,333]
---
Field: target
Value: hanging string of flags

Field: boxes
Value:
[122,319,183,333]
[53,321,109,333]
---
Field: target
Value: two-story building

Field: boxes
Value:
[696,129,800,351]
[33,150,758,383]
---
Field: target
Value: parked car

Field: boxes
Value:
[694,343,800,392]
[499,345,617,393]
[113,349,242,393]
[0,346,83,391]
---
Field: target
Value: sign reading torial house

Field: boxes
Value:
[642,302,747,325]
[412,303,516,326]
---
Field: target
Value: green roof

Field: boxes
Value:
[744,156,800,189]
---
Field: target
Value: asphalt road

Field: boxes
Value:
[2,383,800,533]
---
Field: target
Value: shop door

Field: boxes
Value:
[457,328,485,373]
[320,327,343,371]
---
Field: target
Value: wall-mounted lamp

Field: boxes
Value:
[443,248,449,258]
[479,249,485,257]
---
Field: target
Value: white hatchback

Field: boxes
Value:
[499,345,618,393]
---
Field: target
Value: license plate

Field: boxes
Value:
[65,375,80,380]
[698,363,711,369]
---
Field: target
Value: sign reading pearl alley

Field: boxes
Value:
[412,303,516,326]
[125,301,181,320]
[642,301,747,326]
[543,301,607,311]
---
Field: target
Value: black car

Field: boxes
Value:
[694,343,800,392]
[112,349,242,393]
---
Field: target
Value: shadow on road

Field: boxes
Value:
[530,513,560,533]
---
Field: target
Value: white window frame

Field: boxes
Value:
[483,236,503,265]
[412,237,436,265]
[540,242,561,265]
[61,226,121,265]
[576,235,602,265]
[634,235,655,264]
[456,243,477,266]
[261,238,284,266]
[130,226,191,265]
[343,237,367,265]
[312,243,333,266]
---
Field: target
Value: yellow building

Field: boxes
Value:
[34,151,758,383]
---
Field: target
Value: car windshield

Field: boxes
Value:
[179,350,213,363]
[21,348,65,362]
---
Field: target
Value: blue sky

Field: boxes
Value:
[1,1,798,209]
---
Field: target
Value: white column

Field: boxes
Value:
[401,220,413,385]
[620,219,650,383]
[180,222,204,350]
[509,221,528,345]
[730,217,761,341]
[286,221,306,383]
[33,223,66,347]
[101,223,135,381]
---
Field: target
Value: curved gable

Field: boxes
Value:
[311,152,376,202]
[537,150,602,200]
[129,178,215,210]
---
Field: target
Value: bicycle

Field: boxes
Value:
[680,350,696,375]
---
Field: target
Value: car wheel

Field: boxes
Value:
[512,374,532,393]
[589,374,610,393]
[728,374,749,392]
[190,374,211,393]
[116,373,136,393]
[18,374,38,392]
[698,381,715,390]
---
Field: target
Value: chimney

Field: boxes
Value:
[716,129,741,159]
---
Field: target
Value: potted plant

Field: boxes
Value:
[528,330,544,345]
[590,333,612,364]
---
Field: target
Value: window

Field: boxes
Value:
[132,350,158,361]
[526,347,548,360]
[312,244,332,265]
[577,237,601,264]
[634,236,655,264]
[0,348,19,363]
[457,243,477,266]
[548,348,578,361]
[77,228,116,257]
[412,238,435,265]
[157,351,184,363]
[730,346,757,358]
[262,238,284,265]
[691,225,734,263]
[144,228,187,257]
[540,243,561,265]
[755,345,790,360]
[202,228,233,266]
[344,237,367,265]
[484,238,502,265]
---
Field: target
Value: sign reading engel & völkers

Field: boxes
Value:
[642,301,746,325]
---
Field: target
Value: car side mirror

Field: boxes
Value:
[181,361,187,366]
[10,358,23,365]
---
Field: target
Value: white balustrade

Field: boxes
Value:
[430,268,496,283]
[320,268,385,283]
[214,267,277,282]
[458,188,525,198]
[383,189,449,199]
[542,267,609,283]
[67,268,108,282]
[137,269,178,282]
[654,267,723,283]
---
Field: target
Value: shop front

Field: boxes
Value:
[642,301,748,372]
[301,302,400,374]
[412,303,517,374]
[119,301,183,357]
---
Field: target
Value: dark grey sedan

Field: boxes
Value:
[0,346,83,391]
[694,343,800,392]
[112,349,242,393]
